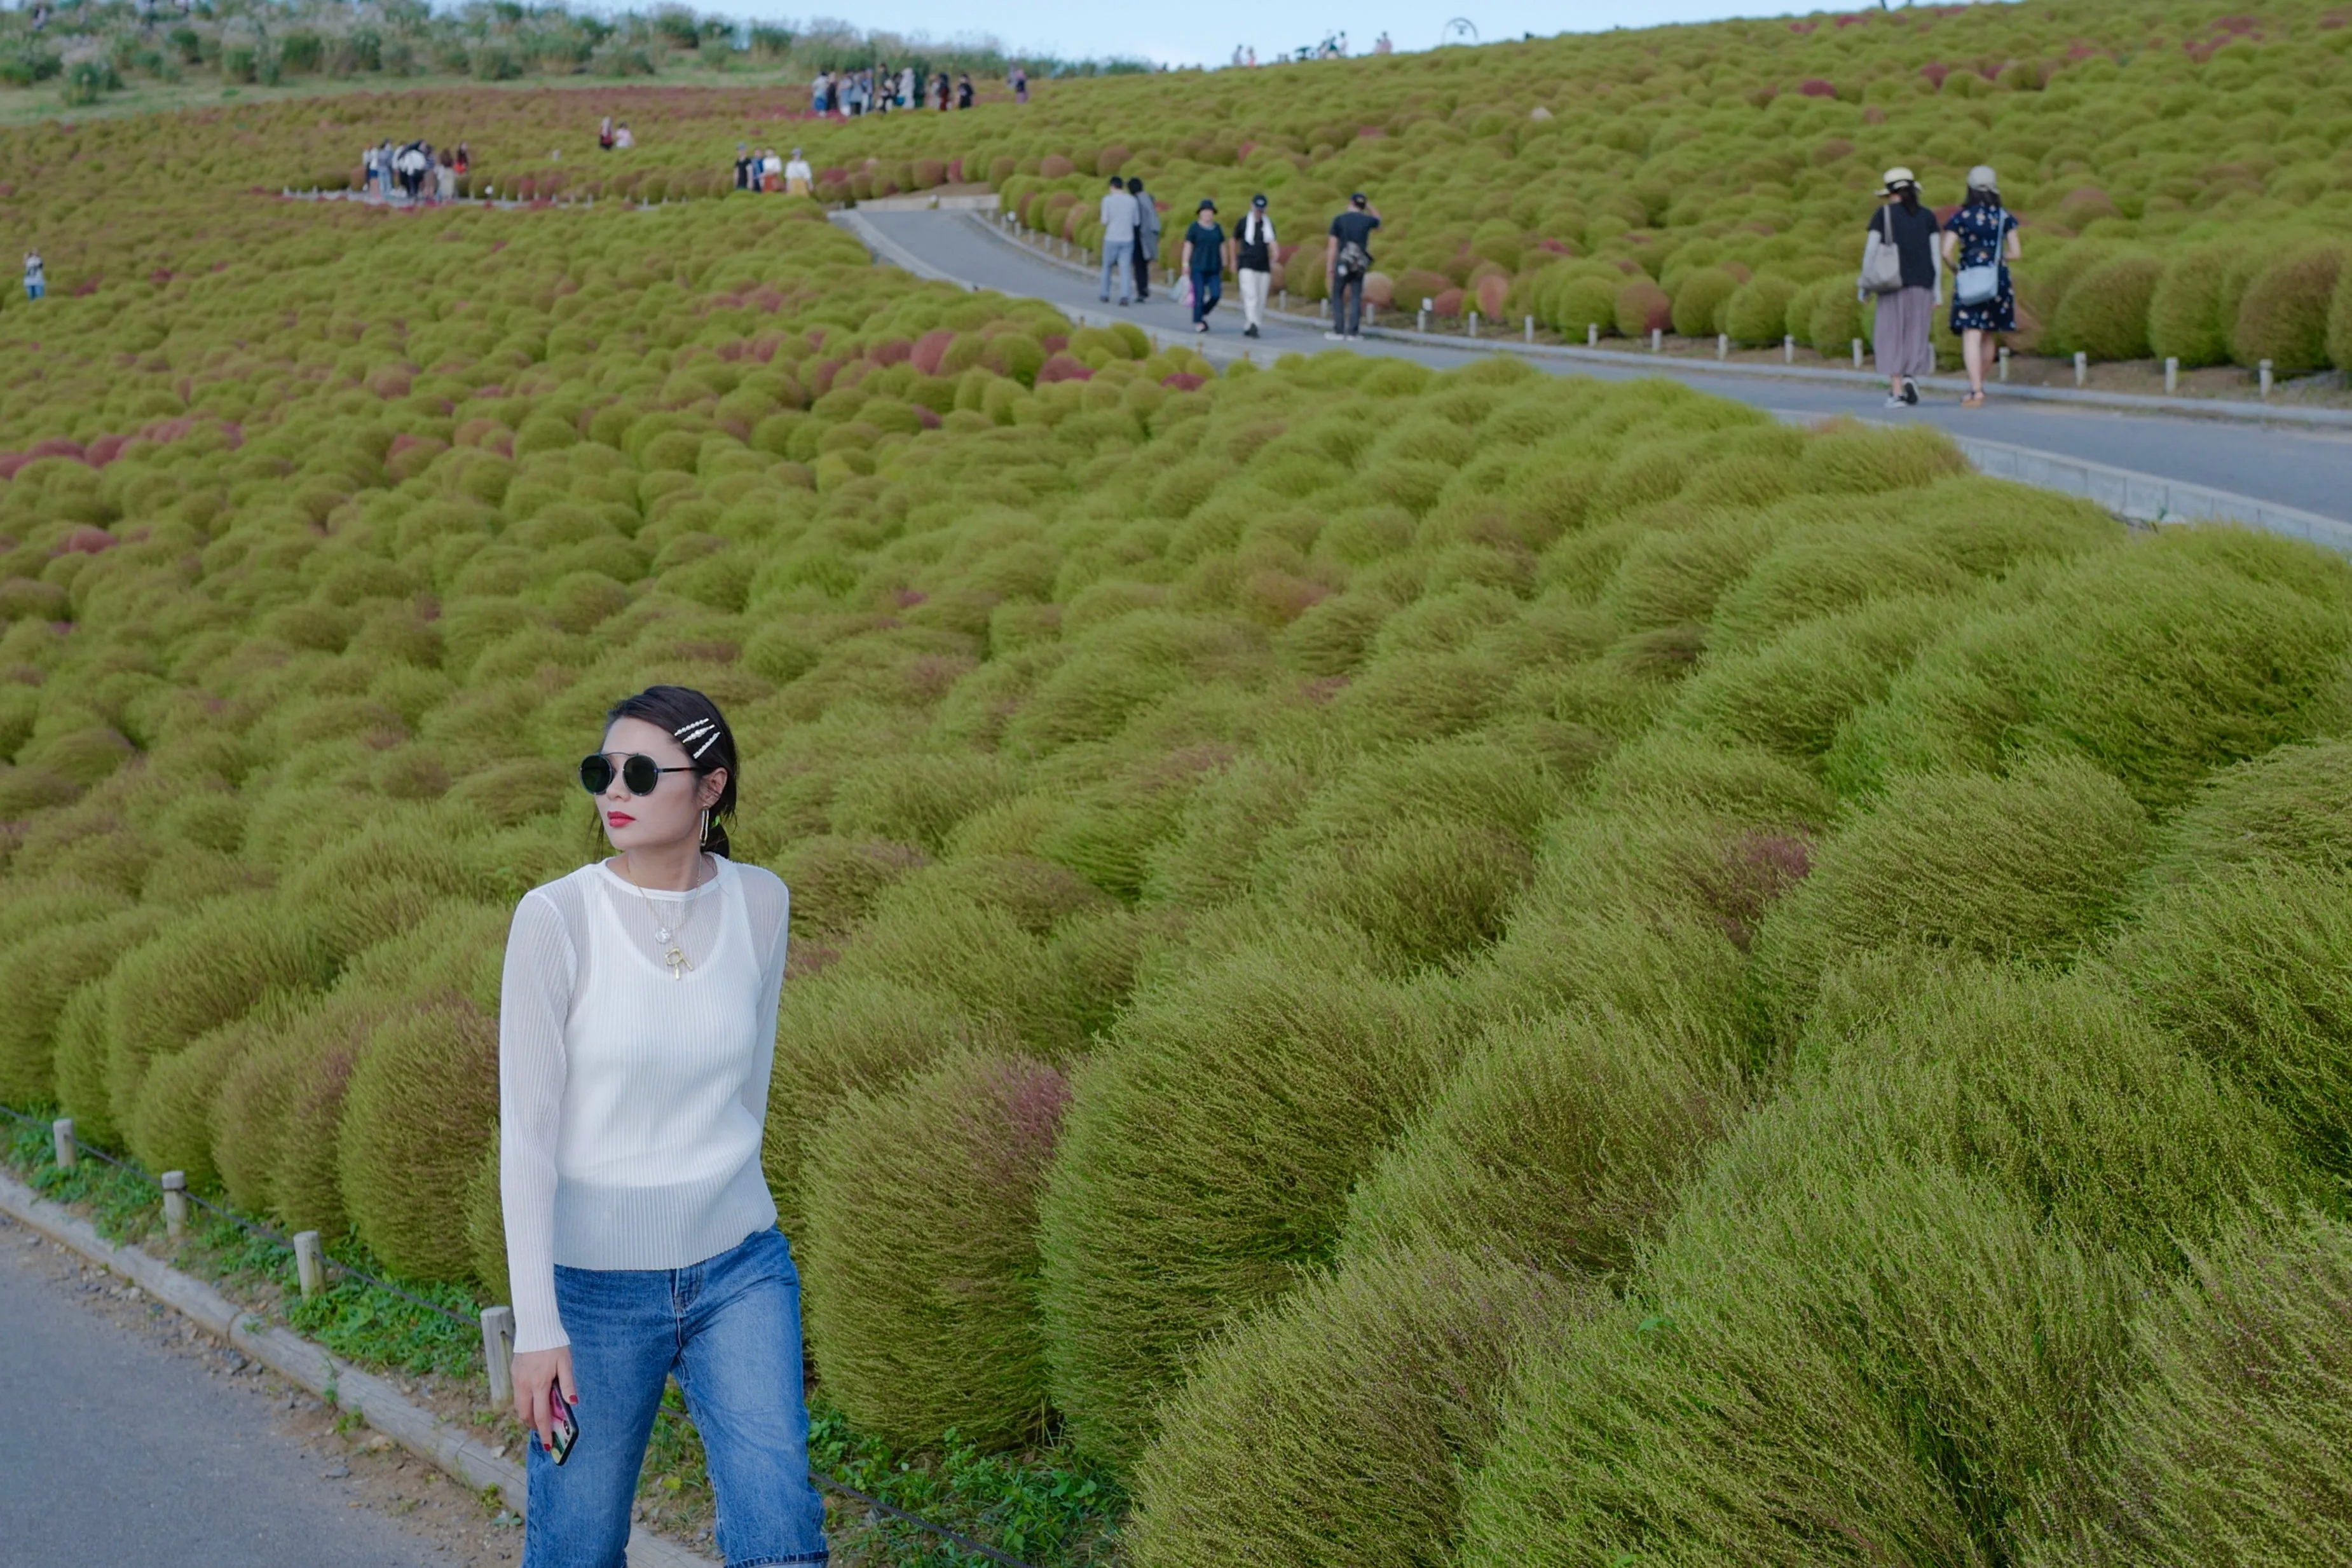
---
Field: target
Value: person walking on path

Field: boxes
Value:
[22,252,43,301]
[1945,164,2020,409]
[1010,62,1029,103]
[1098,175,1140,304]
[1235,193,1276,337]
[1325,191,1380,339]
[957,72,974,108]
[1128,175,1159,302]
[1182,199,1230,333]
[435,149,457,206]
[810,69,830,116]
[784,147,812,196]
[1868,167,1939,407]
[503,685,830,1568]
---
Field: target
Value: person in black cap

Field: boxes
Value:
[1180,198,1229,333]
[1325,191,1380,340]
[1236,193,1276,338]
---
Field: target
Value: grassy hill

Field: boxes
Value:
[5,13,2352,1565]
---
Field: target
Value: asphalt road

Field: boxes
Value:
[0,1224,451,1568]
[859,208,2352,526]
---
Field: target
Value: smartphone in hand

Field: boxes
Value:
[547,1395,580,1466]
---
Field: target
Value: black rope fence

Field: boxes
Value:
[0,1100,1044,1568]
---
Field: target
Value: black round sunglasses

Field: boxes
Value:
[579,752,694,797]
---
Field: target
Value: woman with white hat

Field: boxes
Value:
[1944,164,2020,407]
[1866,167,1940,406]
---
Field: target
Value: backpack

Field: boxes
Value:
[1335,235,1370,276]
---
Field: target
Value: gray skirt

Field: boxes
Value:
[1873,285,1935,379]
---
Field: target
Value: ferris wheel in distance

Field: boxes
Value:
[1439,17,1479,45]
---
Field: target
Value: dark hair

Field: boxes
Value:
[604,685,739,858]
[1896,185,1920,214]
[1126,175,1144,193]
[1966,184,2000,208]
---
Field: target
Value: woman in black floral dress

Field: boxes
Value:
[1943,165,2021,407]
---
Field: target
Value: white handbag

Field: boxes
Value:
[1858,205,1904,294]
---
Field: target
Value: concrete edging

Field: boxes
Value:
[952,209,2352,430]
[0,1169,715,1568]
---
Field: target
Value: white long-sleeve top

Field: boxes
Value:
[498,856,788,1353]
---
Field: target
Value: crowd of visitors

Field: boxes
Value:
[1859,163,2018,407]
[807,65,976,116]
[732,146,814,194]
[597,116,636,150]
[361,139,468,203]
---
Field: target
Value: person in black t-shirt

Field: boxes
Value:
[1325,192,1381,339]
[1868,167,1941,406]
[1235,194,1276,337]
[1181,200,1229,332]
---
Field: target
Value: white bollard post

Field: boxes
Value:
[1999,345,2011,382]
[1524,314,1535,343]
[1587,323,1598,348]
[1716,332,1729,360]
[1467,310,1479,337]
[1279,287,1287,312]
[2260,358,2274,399]
[161,1171,187,1243]
[2074,350,2089,388]
[52,1119,74,1170]
[482,1306,516,1408]
[1651,327,1664,353]
[1851,337,1864,369]
[2166,356,2180,393]
[1784,333,1795,364]
[1417,307,1428,332]
[294,1231,325,1299]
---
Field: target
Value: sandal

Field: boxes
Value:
[1961,392,1986,408]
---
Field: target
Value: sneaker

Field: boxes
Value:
[1884,394,1908,408]
[1194,322,1208,334]
[1902,378,1920,406]
[1098,295,1110,303]
[1323,331,1345,341]
[1118,297,1132,306]
[1243,324,1260,338]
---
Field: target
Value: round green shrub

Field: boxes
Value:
[123,1002,288,1189]
[1279,819,1535,967]
[462,1131,509,1304]
[1723,273,1800,346]
[1751,758,2149,1040]
[2110,861,2352,1176]
[1550,273,1623,337]
[1613,277,1671,337]
[802,1049,1068,1450]
[1128,1246,1594,1568]
[2229,246,2344,372]
[1037,929,1460,1467]
[2050,254,2163,362]
[1670,266,1740,337]
[1339,1006,1746,1272]
[50,980,120,1147]
[335,994,498,1282]
[0,908,164,1104]
[2146,739,2352,884]
[1807,283,1864,357]
[2147,243,2251,368]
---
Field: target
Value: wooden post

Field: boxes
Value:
[1851,337,1863,369]
[51,1118,74,1170]
[2165,356,2180,393]
[2260,359,2274,399]
[1783,334,1795,364]
[1716,332,1729,360]
[1524,314,1535,343]
[481,1306,516,1408]
[1999,345,2011,382]
[294,1231,325,1299]
[1467,310,1479,337]
[1279,287,1287,311]
[1651,327,1664,353]
[2074,351,2088,388]
[161,1171,187,1243]
[1417,308,1428,333]
[1587,323,1598,347]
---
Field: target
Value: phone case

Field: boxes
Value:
[549,1397,580,1466]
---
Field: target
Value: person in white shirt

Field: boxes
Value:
[784,147,812,196]
[501,685,828,1565]
[613,122,634,149]
[23,251,44,301]
[1098,174,1140,305]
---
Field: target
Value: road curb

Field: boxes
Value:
[0,1169,716,1568]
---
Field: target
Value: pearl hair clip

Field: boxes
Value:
[673,718,724,760]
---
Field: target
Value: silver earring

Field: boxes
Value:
[699,807,710,850]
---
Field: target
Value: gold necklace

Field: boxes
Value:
[620,853,704,980]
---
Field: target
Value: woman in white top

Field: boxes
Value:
[502,685,827,1565]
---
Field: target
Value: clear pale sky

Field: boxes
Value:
[769,1,1803,70]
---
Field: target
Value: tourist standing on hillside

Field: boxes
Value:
[598,116,615,152]
[1236,193,1276,338]
[1325,191,1380,339]
[1868,167,1939,407]
[957,72,974,108]
[1945,165,2020,409]
[1011,62,1029,103]
[22,251,43,301]
[1182,199,1229,332]
[435,150,456,205]
[502,685,830,1568]
[613,122,634,149]
[1099,175,1140,305]
[1128,176,1159,301]
[810,69,830,115]
[784,148,812,196]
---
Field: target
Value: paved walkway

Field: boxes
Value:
[0,1220,456,1568]
[856,209,2352,529]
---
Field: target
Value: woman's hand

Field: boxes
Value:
[512,1346,577,1456]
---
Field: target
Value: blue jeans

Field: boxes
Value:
[1100,238,1133,301]
[24,282,41,300]
[1332,270,1365,336]
[525,1227,828,1567]
[1191,268,1222,324]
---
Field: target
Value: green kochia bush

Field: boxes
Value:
[1127,1246,1594,1568]
[1338,1007,1746,1273]
[2145,738,2352,883]
[1751,758,2149,1041]
[334,994,498,1283]
[1459,1163,2133,1568]
[2021,1211,2352,1567]
[801,1050,1070,1451]
[1037,929,1460,1466]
